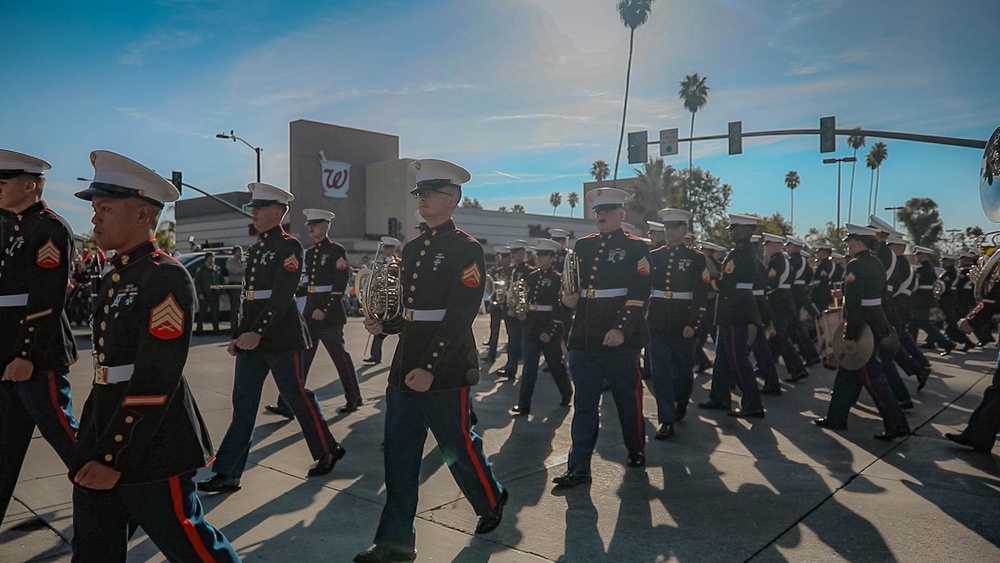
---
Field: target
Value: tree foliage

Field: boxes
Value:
[679,72,709,175]
[461,196,483,209]
[623,158,677,224]
[805,221,846,252]
[567,191,580,217]
[590,161,610,182]
[512,204,526,213]
[682,167,732,235]
[897,197,943,247]
[612,0,655,182]
[759,212,794,236]
[549,192,562,215]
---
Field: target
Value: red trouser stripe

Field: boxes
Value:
[46,371,76,444]
[460,388,497,508]
[169,476,215,562]
[294,350,329,451]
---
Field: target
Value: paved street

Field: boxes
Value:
[2,315,999,562]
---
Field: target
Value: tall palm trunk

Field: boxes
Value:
[873,168,881,212]
[688,114,695,177]
[847,148,858,222]
[612,30,635,184]
[867,168,875,216]
[790,190,795,230]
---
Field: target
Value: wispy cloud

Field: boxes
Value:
[493,170,521,180]
[117,107,210,138]
[120,29,203,66]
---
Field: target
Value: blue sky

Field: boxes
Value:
[3,0,998,241]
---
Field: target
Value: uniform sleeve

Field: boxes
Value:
[843,261,864,340]
[689,251,709,330]
[418,241,485,374]
[325,246,350,313]
[614,240,651,334]
[250,238,303,336]
[93,266,195,473]
[14,220,73,364]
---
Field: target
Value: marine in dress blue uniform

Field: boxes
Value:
[266,209,362,417]
[694,241,726,373]
[886,236,932,390]
[510,239,573,415]
[497,239,534,378]
[70,150,238,561]
[0,150,78,522]
[760,233,809,383]
[814,224,910,440]
[646,208,709,440]
[355,159,505,563]
[910,246,956,355]
[199,183,344,494]
[810,244,836,312]
[749,235,781,395]
[785,237,821,365]
[699,214,765,417]
[482,245,509,364]
[552,187,651,489]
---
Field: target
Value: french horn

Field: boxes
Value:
[980,125,1000,222]
[561,249,580,297]
[355,243,404,334]
[971,231,1000,300]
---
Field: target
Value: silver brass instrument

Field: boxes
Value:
[980,125,1000,222]
[970,231,1000,300]
[932,279,946,298]
[561,249,580,297]
[508,276,528,316]
[354,243,404,334]
[489,273,507,307]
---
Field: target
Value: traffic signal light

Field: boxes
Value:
[728,121,743,155]
[171,171,183,194]
[627,131,648,164]
[820,116,836,153]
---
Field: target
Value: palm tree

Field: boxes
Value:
[846,128,865,222]
[498,205,508,212]
[612,0,655,184]
[590,160,610,182]
[512,204,526,213]
[785,170,801,231]
[679,73,710,178]
[869,141,888,214]
[567,191,580,217]
[549,192,562,215]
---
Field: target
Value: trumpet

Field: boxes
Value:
[561,249,580,297]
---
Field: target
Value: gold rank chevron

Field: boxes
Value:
[284,254,299,271]
[36,240,61,268]
[149,294,184,339]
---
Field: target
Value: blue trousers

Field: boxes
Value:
[879,346,912,405]
[0,369,77,520]
[486,305,502,358]
[518,332,572,410]
[823,353,909,434]
[502,316,524,374]
[213,349,336,479]
[277,324,361,410]
[72,471,239,562]
[368,332,388,362]
[909,309,954,351]
[898,322,930,367]
[752,325,780,388]
[771,314,806,375]
[566,350,645,471]
[374,386,503,550]
[709,324,764,412]
[648,335,695,424]
[955,354,1000,450]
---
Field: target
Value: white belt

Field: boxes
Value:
[529,304,554,312]
[582,288,628,298]
[651,290,693,299]
[244,289,272,300]
[0,294,29,307]
[403,308,446,322]
[752,290,765,296]
[735,283,754,290]
[94,364,134,385]
[861,298,882,306]
[793,280,806,285]
[307,285,337,294]
[917,285,933,290]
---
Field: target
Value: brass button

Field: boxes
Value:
[98,353,105,362]
[125,416,134,423]
[103,305,110,314]
[424,240,431,246]
[98,337,105,346]
[412,273,418,279]
[407,297,413,304]
[410,285,416,291]
[112,273,121,282]
[104,454,113,462]
[114,435,123,442]
[420,250,426,256]
[415,261,421,267]
[108,289,114,297]
[100,322,106,330]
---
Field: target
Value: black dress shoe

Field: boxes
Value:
[784,370,810,383]
[475,488,508,534]
[338,400,363,413]
[728,408,765,419]
[697,400,730,411]
[363,357,381,364]
[655,423,675,440]
[962,342,975,352]
[676,405,687,420]
[760,385,782,396]
[939,347,953,356]
[552,469,591,488]
[917,366,931,391]
[874,429,910,441]
[945,433,992,453]
[197,474,241,493]
[813,417,847,431]
[559,396,572,407]
[509,404,530,416]
[899,402,914,410]
[353,544,417,563]
[308,444,346,477]
[496,367,517,378]
[626,453,645,468]
[264,404,294,420]
[696,362,712,373]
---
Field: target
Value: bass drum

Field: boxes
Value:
[816,307,843,371]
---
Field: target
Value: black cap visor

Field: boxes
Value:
[75,182,164,208]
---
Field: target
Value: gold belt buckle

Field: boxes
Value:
[664,290,673,299]
[94,365,108,385]
[529,304,538,312]
[403,308,414,322]
[308,285,317,293]
[246,290,255,300]
[585,289,596,298]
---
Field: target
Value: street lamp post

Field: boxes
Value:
[216,130,262,182]
[884,205,904,230]
[822,156,857,236]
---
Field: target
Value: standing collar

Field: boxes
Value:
[259,225,284,240]
[13,200,45,220]
[110,239,157,270]
[424,219,456,238]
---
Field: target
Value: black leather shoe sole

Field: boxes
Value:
[475,488,508,534]
[728,409,765,419]
[697,401,730,411]
[874,430,911,441]
[353,545,417,563]
[196,477,241,494]
[626,454,645,468]
[760,386,782,396]
[263,404,294,420]
[552,472,591,488]
[654,425,674,440]
[945,433,992,452]
[813,418,847,431]
[338,402,362,413]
